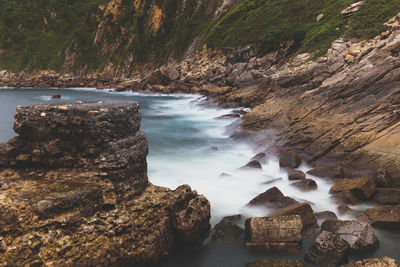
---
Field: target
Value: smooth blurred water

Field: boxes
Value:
[0,88,399,266]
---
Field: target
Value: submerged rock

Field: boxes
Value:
[251,152,268,163]
[0,102,211,266]
[209,216,244,242]
[373,169,394,188]
[315,211,338,225]
[305,231,350,266]
[239,160,263,170]
[321,220,379,252]
[51,93,61,99]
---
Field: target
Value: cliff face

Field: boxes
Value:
[0,102,211,266]
[0,0,399,76]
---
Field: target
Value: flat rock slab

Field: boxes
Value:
[330,177,376,200]
[305,231,350,266]
[321,220,379,251]
[245,215,302,250]
[246,259,307,267]
[342,256,399,267]
[307,165,344,179]
[372,188,400,205]
[357,205,400,228]
[268,202,317,231]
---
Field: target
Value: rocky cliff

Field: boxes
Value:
[0,101,210,266]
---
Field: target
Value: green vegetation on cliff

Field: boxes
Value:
[0,0,399,73]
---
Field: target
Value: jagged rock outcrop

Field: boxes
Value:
[0,101,211,266]
[357,205,400,229]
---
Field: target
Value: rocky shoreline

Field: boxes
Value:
[0,11,400,267]
[0,102,210,266]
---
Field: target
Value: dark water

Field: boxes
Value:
[0,88,399,266]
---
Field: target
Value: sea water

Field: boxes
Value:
[0,88,398,266]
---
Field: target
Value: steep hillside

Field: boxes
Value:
[0,0,399,74]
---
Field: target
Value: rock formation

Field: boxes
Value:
[0,101,211,266]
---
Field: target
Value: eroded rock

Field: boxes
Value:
[305,231,350,266]
[342,257,399,267]
[245,215,302,251]
[0,102,211,266]
[246,259,307,267]
[321,220,379,252]
[248,187,298,210]
[358,205,400,229]
[330,177,376,200]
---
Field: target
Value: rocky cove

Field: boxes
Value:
[0,6,400,267]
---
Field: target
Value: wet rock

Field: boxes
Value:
[248,186,297,210]
[268,202,317,232]
[321,220,379,251]
[330,177,376,200]
[239,160,262,170]
[315,211,338,224]
[209,216,244,242]
[331,190,360,205]
[219,172,232,178]
[215,113,241,119]
[245,215,302,250]
[174,194,211,243]
[342,256,399,267]
[288,170,306,180]
[357,205,400,229]
[0,102,211,266]
[373,169,393,188]
[262,178,283,185]
[279,152,301,168]
[292,179,318,191]
[305,231,350,266]
[251,152,268,164]
[372,188,400,205]
[246,259,307,267]
[307,165,344,179]
[337,204,355,216]
[51,94,61,99]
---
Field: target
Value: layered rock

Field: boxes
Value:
[0,102,211,266]
[330,177,376,202]
[245,215,302,251]
[357,205,400,229]
[246,259,307,267]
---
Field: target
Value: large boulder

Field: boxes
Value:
[321,220,379,252]
[247,187,298,210]
[305,231,350,266]
[245,215,302,251]
[0,102,211,266]
[342,257,399,267]
[330,177,376,200]
[357,205,400,229]
[307,165,344,179]
[246,259,307,267]
[268,202,317,232]
[372,188,400,205]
